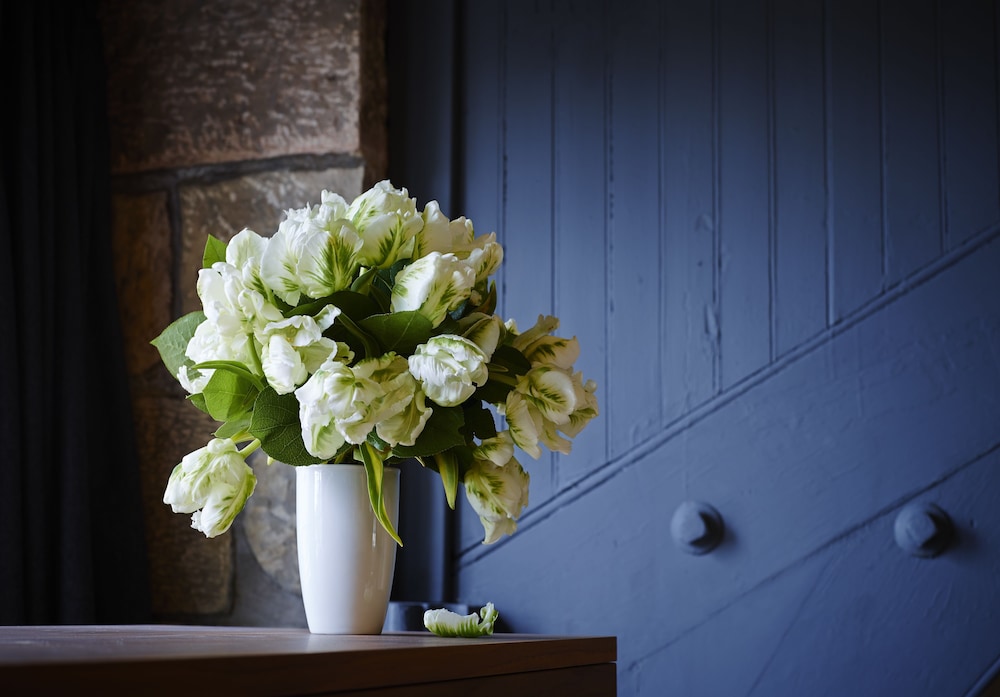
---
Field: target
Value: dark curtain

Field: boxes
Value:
[0,1,150,624]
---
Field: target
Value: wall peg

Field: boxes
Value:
[894,502,953,558]
[671,501,724,555]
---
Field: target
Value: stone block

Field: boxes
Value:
[111,192,174,377]
[178,167,364,313]
[132,395,233,617]
[100,0,362,173]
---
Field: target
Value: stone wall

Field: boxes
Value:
[100,0,386,623]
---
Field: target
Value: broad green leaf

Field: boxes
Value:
[188,392,210,414]
[434,450,459,510]
[249,387,319,466]
[333,311,381,360]
[150,311,205,379]
[391,406,466,459]
[490,345,532,376]
[203,235,228,268]
[359,311,433,356]
[330,289,381,322]
[193,360,265,391]
[215,414,253,440]
[350,267,377,294]
[462,402,498,441]
[359,442,403,546]
[202,370,259,422]
[474,378,515,405]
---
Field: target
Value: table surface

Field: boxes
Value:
[0,625,617,696]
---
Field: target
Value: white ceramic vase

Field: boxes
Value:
[295,464,400,634]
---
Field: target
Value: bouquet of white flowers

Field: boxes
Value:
[153,181,598,545]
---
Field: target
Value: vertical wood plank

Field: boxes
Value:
[772,0,826,356]
[881,0,942,284]
[552,0,609,485]
[940,0,1000,247]
[454,0,505,555]
[386,0,455,211]
[500,0,556,505]
[661,0,717,423]
[828,0,883,322]
[457,0,502,242]
[607,0,663,453]
[718,0,771,386]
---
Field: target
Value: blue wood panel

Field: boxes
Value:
[551,0,609,485]
[454,0,505,555]
[772,0,827,356]
[881,0,942,284]
[661,0,717,424]
[940,0,1000,247]
[828,0,884,322]
[456,235,1000,695]
[397,2,1000,694]
[497,0,557,511]
[606,0,663,454]
[718,0,772,387]
[387,0,455,213]
[631,447,1000,696]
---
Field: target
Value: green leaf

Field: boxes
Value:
[474,379,515,405]
[359,442,403,546]
[202,370,259,422]
[391,406,466,459]
[150,311,206,379]
[193,360,266,391]
[215,414,253,440]
[203,235,228,268]
[248,387,320,466]
[188,392,210,414]
[350,267,377,294]
[462,402,498,441]
[330,289,381,322]
[359,311,433,356]
[434,450,459,510]
[490,345,532,376]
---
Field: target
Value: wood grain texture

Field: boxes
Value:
[0,627,616,696]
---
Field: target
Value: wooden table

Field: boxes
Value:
[0,625,617,696]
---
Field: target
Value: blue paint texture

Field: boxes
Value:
[388,1,1000,694]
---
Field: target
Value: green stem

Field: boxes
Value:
[486,367,519,387]
[248,338,265,378]
[337,312,381,359]
[238,438,262,458]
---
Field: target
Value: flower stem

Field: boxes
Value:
[239,438,262,458]
[486,368,518,387]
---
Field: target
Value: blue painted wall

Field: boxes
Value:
[389,1,1000,694]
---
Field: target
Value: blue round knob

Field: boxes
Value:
[894,502,953,558]
[671,501,724,555]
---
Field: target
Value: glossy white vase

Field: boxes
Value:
[295,464,399,634]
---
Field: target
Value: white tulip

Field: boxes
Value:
[162,438,256,538]
[407,335,488,407]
